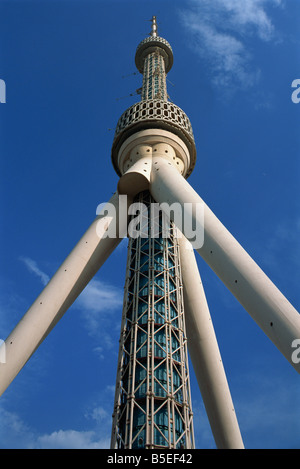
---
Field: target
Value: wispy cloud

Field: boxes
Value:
[0,383,115,449]
[19,256,123,351]
[74,278,123,341]
[0,401,110,449]
[19,256,50,286]
[0,405,36,449]
[35,429,109,449]
[179,0,283,90]
[76,279,122,316]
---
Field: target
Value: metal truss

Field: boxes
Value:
[111,191,195,449]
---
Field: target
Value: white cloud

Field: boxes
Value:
[74,278,123,341]
[179,0,283,89]
[217,0,280,40]
[19,256,50,286]
[36,429,109,449]
[84,405,110,423]
[19,256,123,341]
[0,400,111,449]
[76,279,122,315]
[0,381,116,449]
[0,405,35,449]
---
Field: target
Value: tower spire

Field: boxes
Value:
[150,15,158,37]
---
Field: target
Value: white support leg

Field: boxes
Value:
[0,192,128,396]
[150,156,300,373]
[178,235,244,449]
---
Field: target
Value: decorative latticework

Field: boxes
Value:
[135,35,173,73]
[111,191,194,449]
[114,100,194,142]
[111,99,196,177]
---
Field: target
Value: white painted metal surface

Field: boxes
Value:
[178,234,244,449]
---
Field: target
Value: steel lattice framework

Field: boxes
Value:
[111,191,194,449]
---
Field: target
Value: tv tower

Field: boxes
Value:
[0,16,299,450]
[110,16,195,450]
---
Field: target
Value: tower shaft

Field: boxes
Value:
[111,16,195,449]
[111,191,194,449]
[141,50,167,101]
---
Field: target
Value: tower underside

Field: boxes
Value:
[111,191,194,449]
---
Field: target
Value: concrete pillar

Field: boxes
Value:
[179,235,244,449]
[150,156,300,373]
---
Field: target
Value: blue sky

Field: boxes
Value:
[0,0,299,449]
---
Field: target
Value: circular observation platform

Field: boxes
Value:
[111,99,197,178]
[135,35,174,73]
